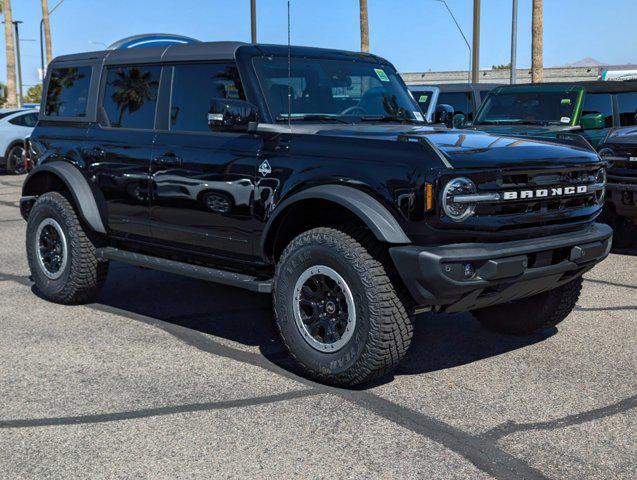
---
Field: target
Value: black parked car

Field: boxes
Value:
[21,42,611,386]
[598,126,637,246]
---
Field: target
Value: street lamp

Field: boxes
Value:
[432,0,472,83]
[39,0,67,76]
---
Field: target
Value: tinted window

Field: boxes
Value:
[44,66,92,117]
[253,56,422,122]
[474,90,580,125]
[9,113,38,127]
[617,92,637,126]
[170,63,245,132]
[439,92,472,120]
[101,65,161,129]
[413,90,434,114]
[582,93,613,127]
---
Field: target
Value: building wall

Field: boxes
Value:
[401,66,600,85]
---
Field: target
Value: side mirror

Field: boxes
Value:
[580,112,605,130]
[452,113,466,128]
[208,99,259,132]
[435,104,455,127]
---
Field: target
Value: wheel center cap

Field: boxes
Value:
[325,301,336,315]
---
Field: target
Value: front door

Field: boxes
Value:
[149,62,261,260]
[84,63,162,239]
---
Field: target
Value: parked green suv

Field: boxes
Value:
[462,81,637,147]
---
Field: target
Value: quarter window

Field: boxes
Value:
[9,113,38,127]
[616,92,637,126]
[101,65,161,129]
[582,93,613,127]
[44,66,92,117]
[169,63,245,132]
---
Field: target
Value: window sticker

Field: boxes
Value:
[560,116,571,123]
[418,94,428,103]
[561,98,571,105]
[413,111,424,122]
[374,68,390,82]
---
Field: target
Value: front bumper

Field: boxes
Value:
[390,223,612,313]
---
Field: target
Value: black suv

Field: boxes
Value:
[21,42,612,386]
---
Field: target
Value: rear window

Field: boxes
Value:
[44,66,92,117]
[101,65,161,129]
[617,92,637,126]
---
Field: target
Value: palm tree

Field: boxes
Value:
[531,0,543,83]
[359,0,369,52]
[0,0,18,107]
[111,67,159,127]
[41,0,53,64]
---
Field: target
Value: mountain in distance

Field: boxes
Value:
[561,57,608,67]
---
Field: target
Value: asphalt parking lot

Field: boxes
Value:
[0,174,635,480]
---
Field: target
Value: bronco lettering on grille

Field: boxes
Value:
[502,185,588,201]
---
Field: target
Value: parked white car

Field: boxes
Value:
[0,109,38,174]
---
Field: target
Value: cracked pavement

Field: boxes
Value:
[0,175,635,479]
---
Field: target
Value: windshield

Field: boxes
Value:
[413,90,434,113]
[474,90,582,125]
[253,56,424,123]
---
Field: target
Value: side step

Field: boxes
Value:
[96,247,273,293]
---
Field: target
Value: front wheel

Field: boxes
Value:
[273,227,414,387]
[473,277,583,336]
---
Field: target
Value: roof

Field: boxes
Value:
[495,80,637,94]
[50,41,385,66]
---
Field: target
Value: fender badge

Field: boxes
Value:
[258,160,272,176]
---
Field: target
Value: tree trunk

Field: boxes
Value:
[359,0,369,53]
[3,0,17,108]
[531,0,543,83]
[41,0,53,64]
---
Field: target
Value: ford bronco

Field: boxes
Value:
[21,42,612,386]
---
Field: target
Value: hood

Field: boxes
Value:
[299,124,599,169]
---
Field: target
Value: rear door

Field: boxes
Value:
[150,62,261,260]
[83,64,161,239]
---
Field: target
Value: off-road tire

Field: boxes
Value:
[473,277,583,336]
[26,191,109,304]
[273,226,414,387]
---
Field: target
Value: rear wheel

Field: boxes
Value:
[473,277,583,336]
[5,144,26,174]
[26,192,109,304]
[273,226,414,387]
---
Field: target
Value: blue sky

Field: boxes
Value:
[4,0,636,94]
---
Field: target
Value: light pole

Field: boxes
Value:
[510,0,518,84]
[433,0,471,82]
[12,21,23,107]
[39,0,66,75]
[250,0,257,43]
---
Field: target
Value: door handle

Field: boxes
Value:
[82,146,105,159]
[152,154,182,169]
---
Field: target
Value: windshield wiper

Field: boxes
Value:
[275,114,352,124]
[359,115,421,124]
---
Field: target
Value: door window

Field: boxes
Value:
[616,92,637,126]
[9,113,38,127]
[101,65,161,129]
[44,66,92,117]
[582,93,613,127]
[169,63,245,132]
[438,92,472,120]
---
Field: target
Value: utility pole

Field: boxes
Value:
[510,0,518,84]
[250,0,257,43]
[471,0,480,83]
[359,0,369,52]
[531,0,543,83]
[13,20,23,107]
[41,0,53,64]
[2,0,18,108]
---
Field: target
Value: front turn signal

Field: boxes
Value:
[425,183,434,212]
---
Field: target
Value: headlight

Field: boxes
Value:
[442,177,477,221]
[598,148,615,169]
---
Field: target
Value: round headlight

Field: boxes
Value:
[598,148,615,169]
[442,177,477,222]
